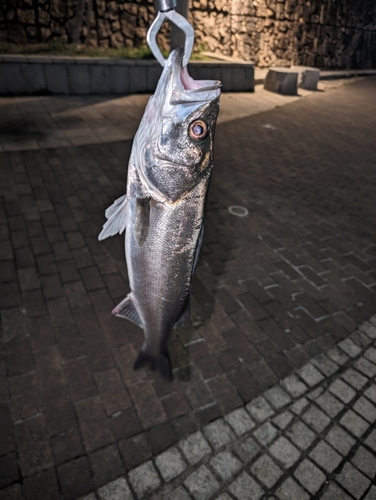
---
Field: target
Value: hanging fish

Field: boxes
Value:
[99,48,221,381]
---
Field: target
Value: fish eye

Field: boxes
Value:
[189,120,208,141]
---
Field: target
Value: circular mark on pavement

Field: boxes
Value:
[228,205,249,217]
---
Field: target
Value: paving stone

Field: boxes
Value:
[286,420,315,450]
[328,379,356,403]
[364,486,376,500]
[228,471,264,500]
[338,338,362,358]
[325,425,356,456]
[354,357,376,377]
[275,477,310,500]
[341,368,368,390]
[263,385,292,410]
[297,362,325,387]
[273,411,294,429]
[310,353,339,376]
[316,391,345,418]
[154,447,187,482]
[179,432,212,466]
[232,436,260,463]
[253,421,279,446]
[365,347,376,364]
[302,406,331,433]
[203,419,236,450]
[327,346,349,366]
[58,456,94,500]
[213,495,232,500]
[320,483,353,500]
[89,444,124,488]
[340,410,370,438]
[280,374,308,398]
[294,458,326,494]
[128,461,161,499]
[351,446,376,478]
[79,494,97,500]
[306,386,324,401]
[224,408,255,436]
[97,477,133,500]
[335,462,371,499]
[364,429,376,452]
[290,397,309,415]
[0,484,23,500]
[184,465,220,500]
[353,396,376,423]
[359,321,376,339]
[164,486,191,500]
[309,440,342,473]
[245,396,274,422]
[269,436,300,468]
[364,384,376,404]
[209,451,242,482]
[250,454,283,488]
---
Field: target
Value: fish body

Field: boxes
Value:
[99,49,221,380]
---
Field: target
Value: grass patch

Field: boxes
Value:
[0,40,211,60]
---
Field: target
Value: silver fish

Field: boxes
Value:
[99,48,221,380]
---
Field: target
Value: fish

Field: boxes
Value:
[98,48,221,381]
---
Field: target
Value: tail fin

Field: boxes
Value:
[133,349,173,382]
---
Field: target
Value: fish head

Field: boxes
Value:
[134,48,221,203]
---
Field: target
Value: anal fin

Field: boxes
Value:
[112,294,142,328]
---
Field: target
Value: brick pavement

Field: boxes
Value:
[0,77,376,499]
[82,315,376,500]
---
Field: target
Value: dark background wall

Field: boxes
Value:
[1,0,376,68]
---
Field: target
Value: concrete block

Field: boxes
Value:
[45,64,69,94]
[21,62,47,94]
[264,68,298,95]
[2,62,27,94]
[109,65,130,95]
[68,64,90,94]
[220,65,233,92]
[147,63,163,90]
[292,65,320,90]
[90,65,110,94]
[129,65,147,93]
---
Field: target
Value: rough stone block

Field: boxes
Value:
[184,465,220,500]
[209,451,242,482]
[154,447,187,482]
[179,431,212,465]
[275,477,310,500]
[335,462,371,498]
[202,419,235,450]
[127,461,161,499]
[2,62,27,94]
[224,408,255,436]
[264,68,298,96]
[325,425,355,456]
[97,477,133,500]
[291,66,320,90]
[297,363,325,387]
[253,422,278,446]
[251,454,283,488]
[263,385,291,409]
[232,436,260,463]
[228,471,264,500]
[246,396,274,422]
[269,437,300,468]
[309,441,342,473]
[286,421,315,450]
[293,459,326,494]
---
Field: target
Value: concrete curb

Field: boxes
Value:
[0,55,254,95]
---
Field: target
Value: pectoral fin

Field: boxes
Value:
[134,197,150,246]
[112,294,142,328]
[98,195,128,240]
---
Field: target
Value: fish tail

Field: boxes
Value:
[133,348,173,382]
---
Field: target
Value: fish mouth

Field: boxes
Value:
[169,48,222,103]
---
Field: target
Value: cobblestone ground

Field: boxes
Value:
[0,77,375,499]
[86,316,376,500]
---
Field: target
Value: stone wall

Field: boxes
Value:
[1,0,376,69]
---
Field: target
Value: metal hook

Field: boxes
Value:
[147,4,194,67]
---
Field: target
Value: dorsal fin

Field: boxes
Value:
[134,197,150,246]
[112,294,142,328]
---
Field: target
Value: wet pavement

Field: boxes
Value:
[0,77,376,499]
